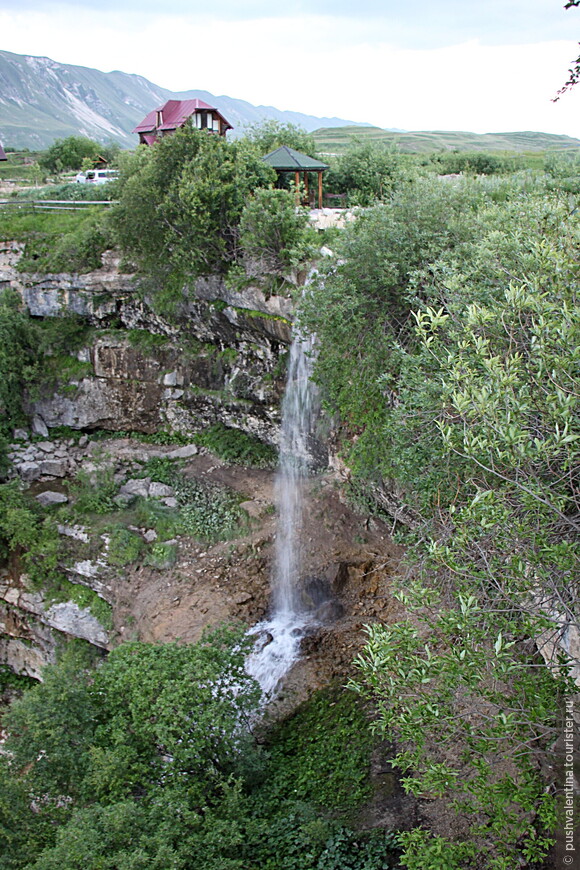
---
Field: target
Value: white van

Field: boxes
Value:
[75,169,118,185]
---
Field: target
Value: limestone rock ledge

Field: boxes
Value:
[0,243,293,444]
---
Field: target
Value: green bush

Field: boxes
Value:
[239,187,318,283]
[110,124,275,310]
[106,526,144,567]
[39,137,119,174]
[195,423,277,468]
[136,456,244,542]
[325,140,407,206]
[145,541,177,570]
[71,468,118,516]
[262,686,375,811]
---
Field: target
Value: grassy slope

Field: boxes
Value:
[313,125,580,154]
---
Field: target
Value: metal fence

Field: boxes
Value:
[0,199,116,212]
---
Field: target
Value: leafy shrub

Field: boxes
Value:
[71,468,118,516]
[137,456,244,542]
[0,481,63,587]
[106,526,144,567]
[145,541,177,570]
[238,187,318,283]
[195,423,277,468]
[177,476,243,542]
[325,140,406,206]
[39,137,119,174]
[262,686,375,811]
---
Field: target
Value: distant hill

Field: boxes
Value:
[313,126,580,154]
[0,49,371,150]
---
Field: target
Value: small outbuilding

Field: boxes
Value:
[133,99,233,145]
[262,145,329,208]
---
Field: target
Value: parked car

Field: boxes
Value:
[75,169,118,185]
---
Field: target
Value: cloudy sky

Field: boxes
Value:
[1,0,580,136]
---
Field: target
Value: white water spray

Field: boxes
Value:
[246,318,319,697]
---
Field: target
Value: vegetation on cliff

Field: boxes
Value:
[0,640,391,870]
[302,169,579,867]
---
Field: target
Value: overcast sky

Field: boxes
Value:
[1,0,580,136]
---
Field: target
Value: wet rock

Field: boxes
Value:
[315,600,344,623]
[323,562,349,594]
[36,491,69,507]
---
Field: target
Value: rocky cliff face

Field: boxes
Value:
[0,243,301,676]
[1,242,292,444]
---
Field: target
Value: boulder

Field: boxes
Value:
[167,444,198,459]
[18,461,41,481]
[31,416,49,437]
[119,478,151,499]
[149,481,174,498]
[36,491,68,507]
[39,459,67,477]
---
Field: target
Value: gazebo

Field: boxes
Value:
[262,146,329,208]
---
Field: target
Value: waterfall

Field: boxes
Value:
[246,317,319,697]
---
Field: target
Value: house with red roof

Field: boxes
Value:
[133,99,232,145]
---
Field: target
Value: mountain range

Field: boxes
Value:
[0,49,371,150]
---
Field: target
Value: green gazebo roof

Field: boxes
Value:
[262,145,329,171]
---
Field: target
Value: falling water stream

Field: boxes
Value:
[246,318,319,697]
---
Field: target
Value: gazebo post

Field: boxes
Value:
[318,171,323,209]
[294,170,300,204]
[303,171,309,205]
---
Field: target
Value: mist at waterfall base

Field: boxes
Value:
[246,323,319,698]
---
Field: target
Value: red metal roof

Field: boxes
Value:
[132,99,232,134]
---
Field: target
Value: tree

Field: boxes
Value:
[39,137,110,173]
[241,119,317,157]
[303,171,580,867]
[1,629,261,869]
[325,139,405,206]
[110,125,275,309]
[238,187,318,283]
